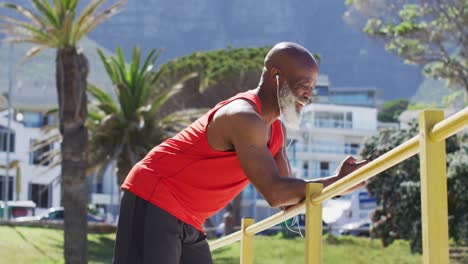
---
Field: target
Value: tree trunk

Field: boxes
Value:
[231,192,243,227]
[117,153,133,186]
[56,47,89,264]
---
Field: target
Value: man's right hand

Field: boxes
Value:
[332,156,368,194]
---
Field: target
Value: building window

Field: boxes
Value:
[0,176,13,201]
[315,86,329,96]
[286,140,297,167]
[346,112,352,123]
[30,139,52,166]
[302,132,309,151]
[302,162,309,178]
[30,184,49,208]
[0,127,15,152]
[96,182,103,194]
[314,111,352,129]
[312,140,342,154]
[94,173,104,194]
[320,162,329,177]
[21,112,45,128]
[345,143,360,155]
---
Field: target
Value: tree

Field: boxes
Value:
[378,99,409,122]
[345,0,468,98]
[361,121,467,253]
[0,1,126,263]
[88,46,202,186]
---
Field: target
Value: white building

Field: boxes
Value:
[0,110,61,216]
[0,108,120,220]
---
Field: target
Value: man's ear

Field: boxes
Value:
[270,67,281,82]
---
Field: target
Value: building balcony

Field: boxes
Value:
[299,120,376,136]
[295,169,333,179]
[291,143,360,156]
[313,119,352,129]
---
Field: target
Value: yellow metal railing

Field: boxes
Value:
[209,108,468,264]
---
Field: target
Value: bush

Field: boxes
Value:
[362,121,467,253]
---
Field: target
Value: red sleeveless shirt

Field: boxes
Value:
[121,91,283,232]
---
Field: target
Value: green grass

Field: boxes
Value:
[0,226,424,263]
[0,226,114,264]
[211,234,422,264]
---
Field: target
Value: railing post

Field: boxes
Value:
[240,217,254,264]
[419,110,449,264]
[305,182,324,264]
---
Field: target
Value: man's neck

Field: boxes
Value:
[254,85,280,125]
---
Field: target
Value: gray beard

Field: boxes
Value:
[278,83,302,129]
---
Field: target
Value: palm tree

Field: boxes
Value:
[0,1,126,263]
[87,46,202,187]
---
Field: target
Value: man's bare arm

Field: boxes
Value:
[211,101,367,207]
[231,116,307,207]
[272,123,353,207]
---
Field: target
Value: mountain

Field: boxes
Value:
[1,0,423,100]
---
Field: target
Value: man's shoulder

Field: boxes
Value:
[215,98,262,123]
[211,99,267,140]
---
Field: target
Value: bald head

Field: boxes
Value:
[255,42,318,122]
[264,42,318,75]
[257,42,319,116]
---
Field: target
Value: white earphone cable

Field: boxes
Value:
[276,74,304,238]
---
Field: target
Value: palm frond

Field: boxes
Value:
[0,16,55,44]
[147,72,198,117]
[1,36,47,45]
[1,3,47,28]
[136,48,162,106]
[72,0,106,43]
[73,0,127,42]
[30,137,58,152]
[116,47,128,80]
[30,0,59,28]
[88,83,118,109]
[130,46,141,87]
[159,108,206,135]
[44,107,59,115]
[0,26,31,38]
[140,49,160,76]
[88,109,105,122]
[21,45,48,62]
[60,10,75,47]
[88,90,119,116]
[111,55,129,85]
[36,148,60,167]
[96,48,117,81]
[53,0,66,24]
[67,0,79,11]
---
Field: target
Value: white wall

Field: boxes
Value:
[0,113,61,210]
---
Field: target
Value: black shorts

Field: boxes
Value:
[112,191,214,264]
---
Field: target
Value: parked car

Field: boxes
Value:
[338,220,371,237]
[0,200,36,219]
[15,207,105,223]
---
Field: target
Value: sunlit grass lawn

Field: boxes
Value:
[212,234,423,264]
[0,225,428,263]
[0,226,113,264]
